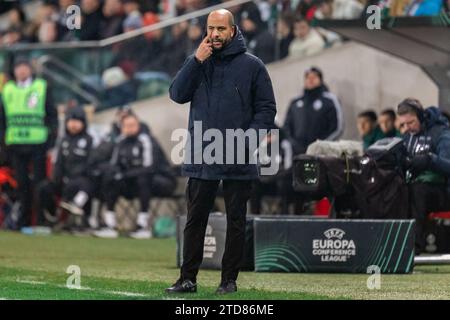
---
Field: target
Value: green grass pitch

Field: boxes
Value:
[1,231,450,300]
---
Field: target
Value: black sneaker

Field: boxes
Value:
[165,279,197,293]
[215,280,237,295]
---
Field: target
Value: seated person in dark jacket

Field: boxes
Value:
[36,106,95,228]
[89,106,152,202]
[95,113,176,239]
[357,110,384,150]
[107,105,150,143]
[397,98,450,254]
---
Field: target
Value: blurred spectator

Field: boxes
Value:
[140,0,161,13]
[122,0,142,16]
[108,105,151,143]
[185,18,204,55]
[111,10,148,75]
[281,67,344,214]
[36,106,95,228]
[228,1,265,30]
[95,113,175,239]
[123,9,143,31]
[79,0,104,41]
[142,11,161,40]
[288,18,325,59]
[284,67,344,155]
[276,14,294,60]
[1,27,26,46]
[314,2,342,47]
[38,20,59,43]
[314,0,334,19]
[295,0,317,20]
[100,0,125,39]
[241,8,276,63]
[158,22,189,76]
[101,66,137,108]
[142,26,166,71]
[389,0,412,16]
[333,0,365,19]
[24,2,59,42]
[6,5,27,32]
[378,108,400,137]
[406,0,444,16]
[357,110,384,149]
[57,0,77,40]
[176,0,209,15]
[0,57,58,228]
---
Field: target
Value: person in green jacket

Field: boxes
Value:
[357,110,384,150]
[0,56,58,228]
[378,108,401,138]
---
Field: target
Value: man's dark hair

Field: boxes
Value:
[305,66,323,82]
[294,16,309,25]
[380,109,396,121]
[397,98,424,122]
[358,110,377,123]
[279,13,295,29]
[121,112,139,123]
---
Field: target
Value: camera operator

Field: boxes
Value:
[397,98,450,254]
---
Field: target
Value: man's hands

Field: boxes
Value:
[195,36,212,63]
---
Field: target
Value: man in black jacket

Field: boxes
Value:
[167,9,276,295]
[36,106,95,228]
[0,57,58,228]
[95,113,176,239]
[283,67,344,155]
[280,66,344,215]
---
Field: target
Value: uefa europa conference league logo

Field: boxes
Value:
[312,228,356,262]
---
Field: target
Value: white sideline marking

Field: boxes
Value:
[108,291,146,297]
[16,279,47,285]
[15,279,147,297]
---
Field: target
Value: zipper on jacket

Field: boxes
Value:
[235,86,244,108]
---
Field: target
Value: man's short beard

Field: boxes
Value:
[212,38,231,52]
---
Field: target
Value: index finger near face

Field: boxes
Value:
[202,36,211,45]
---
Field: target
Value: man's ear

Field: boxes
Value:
[231,25,236,37]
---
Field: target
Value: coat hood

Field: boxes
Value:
[65,106,87,134]
[424,106,449,130]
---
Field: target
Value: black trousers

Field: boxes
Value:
[103,173,175,213]
[36,177,94,225]
[409,183,450,252]
[181,178,252,283]
[10,146,47,227]
[105,175,152,212]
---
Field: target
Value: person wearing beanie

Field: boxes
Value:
[35,105,95,230]
[281,66,344,215]
[0,56,58,228]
